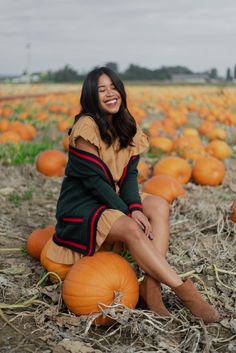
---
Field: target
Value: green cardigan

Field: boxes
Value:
[53,145,143,256]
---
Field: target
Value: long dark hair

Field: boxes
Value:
[71,67,137,149]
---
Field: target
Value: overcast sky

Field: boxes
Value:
[0,0,236,76]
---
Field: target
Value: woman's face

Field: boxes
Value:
[97,73,121,117]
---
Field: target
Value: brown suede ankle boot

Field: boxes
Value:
[173,278,220,323]
[139,275,171,317]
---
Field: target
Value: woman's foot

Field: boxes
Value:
[139,275,171,317]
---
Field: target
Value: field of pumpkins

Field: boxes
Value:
[0,83,236,353]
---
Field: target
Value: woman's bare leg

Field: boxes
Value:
[142,195,170,257]
[107,215,182,289]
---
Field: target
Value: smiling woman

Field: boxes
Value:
[45,67,220,324]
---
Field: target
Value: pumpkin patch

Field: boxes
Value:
[0,83,235,351]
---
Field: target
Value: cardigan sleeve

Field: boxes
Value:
[118,155,143,213]
[118,124,149,213]
[81,176,129,214]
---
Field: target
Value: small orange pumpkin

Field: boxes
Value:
[192,157,225,186]
[0,131,22,144]
[0,119,10,132]
[208,128,226,140]
[63,135,69,152]
[153,156,192,184]
[24,124,37,140]
[206,140,231,160]
[36,150,67,177]
[150,137,173,153]
[198,121,214,136]
[183,128,199,137]
[137,160,149,183]
[14,124,33,141]
[27,225,55,260]
[62,251,139,326]
[173,135,205,160]
[40,239,72,283]
[57,120,71,132]
[143,175,185,203]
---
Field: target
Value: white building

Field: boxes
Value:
[171,74,210,83]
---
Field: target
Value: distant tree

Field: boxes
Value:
[32,63,213,82]
[154,66,172,80]
[121,64,192,80]
[54,65,79,82]
[40,70,55,82]
[123,64,155,80]
[226,68,232,81]
[209,68,218,79]
[105,62,119,73]
[165,66,193,75]
[234,65,236,79]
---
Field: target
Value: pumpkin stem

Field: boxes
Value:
[113,290,123,305]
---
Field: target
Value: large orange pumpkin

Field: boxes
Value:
[143,175,185,203]
[153,156,192,184]
[27,224,55,259]
[192,157,225,186]
[36,150,67,177]
[40,239,72,283]
[62,251,139,326]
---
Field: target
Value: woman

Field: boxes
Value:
[46,67,219,323]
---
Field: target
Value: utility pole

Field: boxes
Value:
[26,43,31,84]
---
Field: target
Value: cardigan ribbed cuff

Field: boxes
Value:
[128,203,143,213]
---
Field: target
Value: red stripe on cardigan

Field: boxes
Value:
[63,217,83,222]
[53,234,87,250]
[118,155,138,188]
[88,205,106,256]
[129,203,143,210]
[118,164,128,188]
[69,147,113,185]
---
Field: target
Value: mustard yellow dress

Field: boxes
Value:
[46,116,150,264]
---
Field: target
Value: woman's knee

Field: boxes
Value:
[107,215,143,243]
[124,218,145,244]
[143,195,169,218]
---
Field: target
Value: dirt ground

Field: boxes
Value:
[0,154,236,353]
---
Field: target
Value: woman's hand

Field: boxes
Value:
[131,210,153,240]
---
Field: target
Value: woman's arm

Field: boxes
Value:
[118,155,143,213]
[75,136,99,156]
